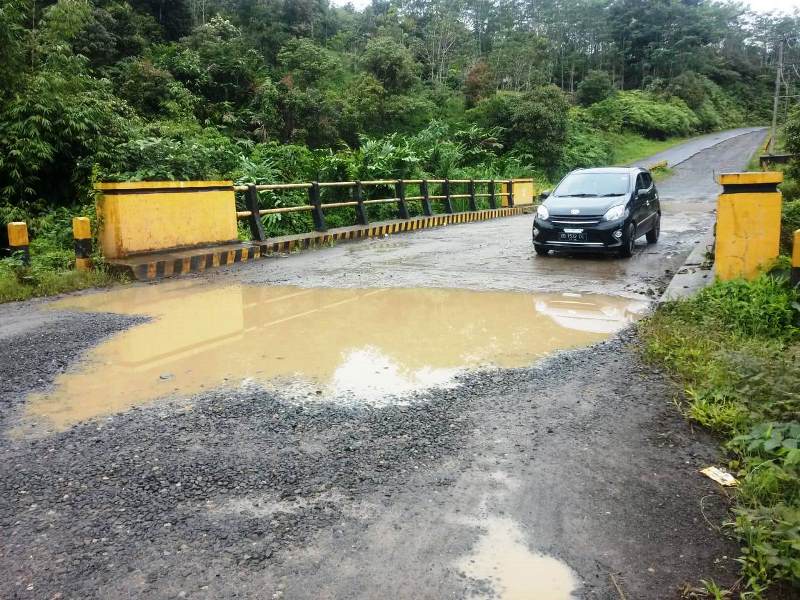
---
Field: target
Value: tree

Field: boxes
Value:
[277,38,337,89]
[465,60,494,107]
[0,0,29,93]
[576,70,613,106]
[360,37,418,93]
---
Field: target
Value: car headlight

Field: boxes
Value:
[603,204,628,221]
[536,205,550,220]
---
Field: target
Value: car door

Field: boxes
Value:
[639,172,658,230]
[631,173,648,233]
[633,173,656,232]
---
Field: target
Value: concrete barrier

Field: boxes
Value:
[95,181,237,259]
[7,222,30,264]
[715,172,782,281]
[792,230,800,286]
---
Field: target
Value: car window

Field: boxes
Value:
[553,172,631,197]
[641,173,653,188]
[635,174,645,190]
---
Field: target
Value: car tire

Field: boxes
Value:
[534,245,549,256]
[646,214,660,244]
[619,224,636,258]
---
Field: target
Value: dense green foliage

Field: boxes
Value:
[642,273,800,597]
[1,0,796,214]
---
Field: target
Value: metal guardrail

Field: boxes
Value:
[234,178,532,242]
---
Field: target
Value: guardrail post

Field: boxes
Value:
[247,184,266,242]
[354,181,368,225]
[72,217,92,271]
[420,180,433,216]
[7,222,30,265]
[396,179,410,219]
[488,180,497,209]
[791,229,799,286]
[443,179,454,214]
[507,179,515,207]
[309,181,327,232]
[468,179,477,211]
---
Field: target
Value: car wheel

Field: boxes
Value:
[534,245,549,256]
[619,223,636,258]
[646,214,660,244]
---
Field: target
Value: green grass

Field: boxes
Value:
[639,274,800,597]
[606,131,692,166]
[0,258,123,303]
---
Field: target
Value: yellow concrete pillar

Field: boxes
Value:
[7,222,30,264]
[73,217,92,271]
[791,230,800,287]
[715,172,782,281]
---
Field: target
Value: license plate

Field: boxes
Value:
[559,232,587,241]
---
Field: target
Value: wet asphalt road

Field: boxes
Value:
[0,128,770,600]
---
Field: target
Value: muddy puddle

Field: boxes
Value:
[459,516,578,599]
[24,282,648,430]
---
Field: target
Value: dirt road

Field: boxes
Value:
[0,128,767,599]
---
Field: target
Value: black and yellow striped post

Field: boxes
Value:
[73,217,92,271]
[7,222,30,265]
[792,229,800,287]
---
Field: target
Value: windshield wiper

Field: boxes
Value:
[598,193,624,197]
[559,193,598,197]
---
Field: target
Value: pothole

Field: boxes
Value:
[458,516,578,599]
[23,282,648,430]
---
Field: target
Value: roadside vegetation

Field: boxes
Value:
[641,107,800,598]
[1,0,797,302]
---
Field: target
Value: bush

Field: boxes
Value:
[589,91,699,138]
[468,87,570,173]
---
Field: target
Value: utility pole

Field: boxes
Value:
[769,41,783,155]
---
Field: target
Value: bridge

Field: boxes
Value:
[2,127,797,599]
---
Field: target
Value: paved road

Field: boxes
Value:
[0,129,770,600]
[630,126,766,169]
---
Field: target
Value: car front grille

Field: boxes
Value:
[550,214,603,225]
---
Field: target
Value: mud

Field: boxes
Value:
[23,283,646,431]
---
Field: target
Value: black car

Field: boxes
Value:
[532,167,661,257]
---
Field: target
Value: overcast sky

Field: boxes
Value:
[330,0,800,14]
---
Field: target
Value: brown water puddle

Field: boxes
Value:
[459,516,578,599]
[24,282,647,430]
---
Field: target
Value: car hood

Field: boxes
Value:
[544,194,627,217]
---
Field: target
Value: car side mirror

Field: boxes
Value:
[539,190,551,200]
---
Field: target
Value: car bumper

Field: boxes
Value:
[532,217,625,251]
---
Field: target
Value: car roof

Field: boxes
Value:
[570,167,646,174]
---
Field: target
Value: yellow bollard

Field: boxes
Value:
[7,222,30,264]
[72,217,93,271]
[792,230,800,287]
[715,172,782,281]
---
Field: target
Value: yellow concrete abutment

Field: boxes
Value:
[95,181,238,259]
[715,172,782,281]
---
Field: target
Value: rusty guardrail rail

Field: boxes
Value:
[233,178,527,242]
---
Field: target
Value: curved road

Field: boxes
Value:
[0,128,770,600]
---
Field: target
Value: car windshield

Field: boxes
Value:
[553,172,631,197]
